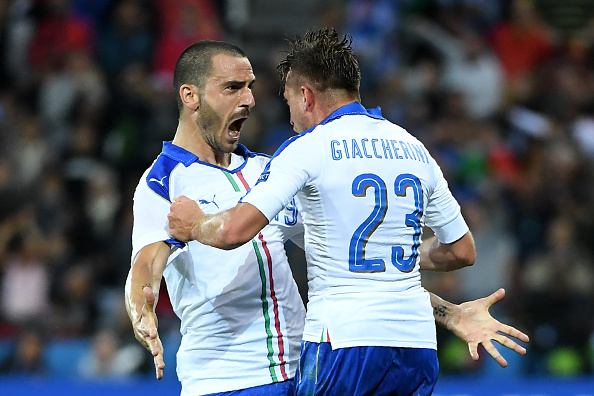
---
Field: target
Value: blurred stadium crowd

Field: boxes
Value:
[0,0,593,381]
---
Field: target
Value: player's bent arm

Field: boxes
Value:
[430,289,530,368]
[168,196,269,249]
[419,231,476,272]
[125,241,170,379]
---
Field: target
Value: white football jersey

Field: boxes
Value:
[131,142,305,395]
[241,102,469,350]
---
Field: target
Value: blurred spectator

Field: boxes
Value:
[520,215,594,374]
[345,0,401,96]
[0,0,36,90]
[572,111,594,159]
[50,262,98,336]
[457,196,517,305]
[0,228,51,327]
[94,0,156,83]
[153,0,222,87]
[406,17,505,119]
[0,326,47,376]
[84,165,121,242]
[37,50,108,151]
[71,0,113,25]
[12,116,54,188]
[103,61,170,171]
[78,329,145,378]
[489,0,554,102]
[28,0,95,78]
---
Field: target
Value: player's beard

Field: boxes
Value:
[197,99,239,154]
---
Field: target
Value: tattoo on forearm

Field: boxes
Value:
[433,304,448,318]
[142,283,151,290]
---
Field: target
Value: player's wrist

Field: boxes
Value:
[190,220,201,241]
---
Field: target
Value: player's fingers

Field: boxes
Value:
[174,195,193,205]
[482,340,508,368]
[483,288,505,308]
[153,340,165,379]
[154,354,165,380]
[467,342,480,361]
[497,323,530,343]
[154,350,165,369]
[149,335,163,356]
[494,334,527,356]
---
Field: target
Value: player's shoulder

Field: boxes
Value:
[383,119,423,143]
[142,147,190,201]
[272,127,320,159]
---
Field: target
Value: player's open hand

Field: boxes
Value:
[168,195,204,241]
[133,286,165,379]
[448,288,530,368]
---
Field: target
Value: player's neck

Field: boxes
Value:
[313,93,360,125]
[172,125,233,168]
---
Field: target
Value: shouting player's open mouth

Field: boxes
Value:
[227,112,249,139]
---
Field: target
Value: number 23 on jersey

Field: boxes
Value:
[349,173,423,273]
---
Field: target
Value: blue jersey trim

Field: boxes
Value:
[145,154,179,202]
[160,141,260,174]
[165,238,185,249]
[318,101,385,126]
[161,141,198,166]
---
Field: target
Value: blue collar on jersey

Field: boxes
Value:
[161,141,255,166]
[317,101,385,127]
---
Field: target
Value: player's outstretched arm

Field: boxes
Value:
[430,288,530,368]
[168,196,268,249]
[125,241,170,379]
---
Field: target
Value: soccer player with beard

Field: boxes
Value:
[126,40,306,396]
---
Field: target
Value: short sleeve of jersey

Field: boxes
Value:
[131,170,172,261]
[424,159,469,244]
[242,134,319,221]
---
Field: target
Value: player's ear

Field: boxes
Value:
[180,84,200,112]
[302,85,315,112]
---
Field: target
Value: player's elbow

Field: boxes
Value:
[445,232,476,270]
[441,250,474,271]
[455,249,476,268]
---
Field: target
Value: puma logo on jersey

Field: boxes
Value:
[198,195,219,209]
[149,175,168,186]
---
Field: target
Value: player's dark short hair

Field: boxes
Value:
[173,40,247,115]
[276,28,361,95]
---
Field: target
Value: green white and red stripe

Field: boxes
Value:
[222,169,288,381]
